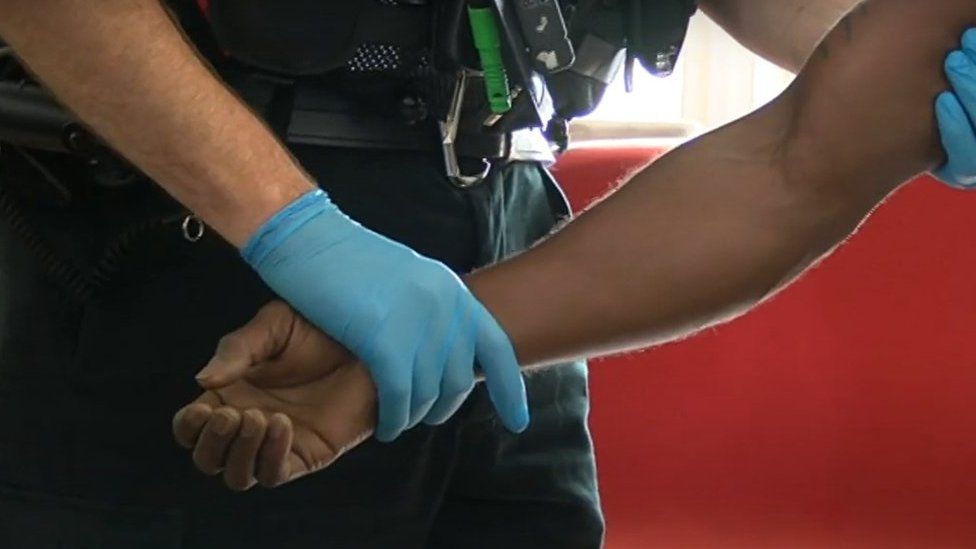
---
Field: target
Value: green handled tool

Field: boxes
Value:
[467,3,512,114]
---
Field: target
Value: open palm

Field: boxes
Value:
[173,301,378,490]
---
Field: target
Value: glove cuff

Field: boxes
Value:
[241,188,339,267]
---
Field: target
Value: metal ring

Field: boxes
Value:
[181,215,205,243]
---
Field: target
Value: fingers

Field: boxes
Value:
[192,407,242,476]
[372,353,412,442]
[256,414,293,488]
[182,408,295,491]
[366,306,417,443]
[407,296,464,429]
[196,301,297,389]
[961,28,976,73]
[173,403,213,449]
[937,35,976,187]
[423,302,476,426]
[935,91,976,187]
[222,409,268,491]
[947,49,976,111]
[472,302,529,433]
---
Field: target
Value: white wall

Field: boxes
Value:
[582,12,795,136]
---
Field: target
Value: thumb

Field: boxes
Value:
[196,301,296,389]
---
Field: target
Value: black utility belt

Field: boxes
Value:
[0,74,556,190]
[226,70,556,188]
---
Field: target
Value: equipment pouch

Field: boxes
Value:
[550,0,697,120]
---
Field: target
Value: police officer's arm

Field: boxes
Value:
[0,0,531,440]
[0,0,311,245]
[175,0,976,490]
[698,0,861,72]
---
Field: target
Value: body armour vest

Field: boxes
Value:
[167,0,697,121]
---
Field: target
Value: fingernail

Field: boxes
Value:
[195,360,218,382]
[212,413,232,435]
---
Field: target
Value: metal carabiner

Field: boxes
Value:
[440,70,491,188]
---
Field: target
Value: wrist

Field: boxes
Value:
[242,188,351,269]
[213,172,314,248]
[465,243,577,367]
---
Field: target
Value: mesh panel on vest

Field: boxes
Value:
[344,1,430,75]
[347,43,403,72]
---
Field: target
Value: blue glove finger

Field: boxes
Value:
[472,303,529,433]
[946,50,976,117]
[960,28,976,61]
[372,354,413,442]
[422,301,478,426]
[934,90,976,187]
[405,297,458,429]
[936,42,976,187]
[367,306,422,442]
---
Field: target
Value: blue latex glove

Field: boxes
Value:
[242,189,528,441]
[935,29,976,188]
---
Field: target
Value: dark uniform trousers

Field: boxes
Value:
[0,142,605,548]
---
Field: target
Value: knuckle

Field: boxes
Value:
[215,334,242,355]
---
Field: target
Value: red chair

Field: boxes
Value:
[553,146,976,548]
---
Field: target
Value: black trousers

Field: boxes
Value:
[0,145,604,548]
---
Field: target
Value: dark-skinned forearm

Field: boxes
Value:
[699,0,857,72]
[0,0,313,246]
[470,0,972,367]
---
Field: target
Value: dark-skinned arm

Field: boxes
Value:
[699,0,859,72]
[470,0,967,367]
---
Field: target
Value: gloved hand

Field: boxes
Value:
[227,189,528,442]
[935,29,976,188]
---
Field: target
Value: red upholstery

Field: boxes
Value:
[552,146,976,548]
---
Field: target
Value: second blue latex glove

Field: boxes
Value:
[935,29,976,188]
[242,189,529,442]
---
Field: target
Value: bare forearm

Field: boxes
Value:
[700,0,860,72]
[0,0,312,245]
[470,104,820,365]
[471,0,971,367]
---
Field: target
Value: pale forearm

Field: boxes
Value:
[0,0,312,246]
[471,0,970,367]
